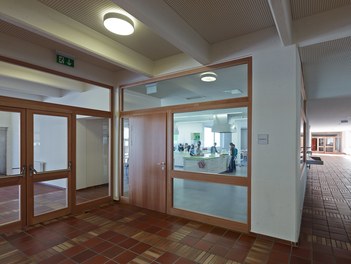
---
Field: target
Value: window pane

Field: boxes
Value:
[0,61,110,112]
[122,118,129,197]
[76,116,110,204]
[173,178,247,223]
[173,108,248,177]
[34,179,67,216]
[0,111,21,176]
[123,64,248,111]
[34,114,68,172]
[0,185,20,225]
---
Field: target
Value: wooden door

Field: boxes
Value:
[129,112,166,213]
[311,138,317,151]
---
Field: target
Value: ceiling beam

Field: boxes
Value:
[268,0,293,46]
[295,5,351,47]
[0,0,154,76]
[114,0,211,65]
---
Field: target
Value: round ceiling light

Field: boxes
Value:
[103,13,134,36]
[200,72,217,82]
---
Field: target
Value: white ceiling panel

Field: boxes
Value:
[163,0,275,44]
[290,0,351,20]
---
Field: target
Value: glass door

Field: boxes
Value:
[27,111,71,225]
[0,107,25,229]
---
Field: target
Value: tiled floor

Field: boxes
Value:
[0,155,350,263]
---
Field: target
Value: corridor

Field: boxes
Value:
[0,155,350,263]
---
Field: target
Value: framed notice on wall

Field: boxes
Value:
[191,133,200,141]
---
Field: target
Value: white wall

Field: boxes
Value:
[251,45,300,242]
[342,131,351,154]
[76,118,109,190]
[0,111,20,175]
[177,122,204,146]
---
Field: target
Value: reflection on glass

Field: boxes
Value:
[326,137,334,146]
[34,179,67,216]
[173,178,247,223]
[0,111,21,176]
[173,108,248,177]
[0,61,110,112]
[34,115,68,172]
[122,118,129,197]
[0,185,20,225]
[123,64,248,111]
[76,116,110,204]
[318,138,324,146]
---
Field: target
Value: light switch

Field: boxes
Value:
[258,134,269,145]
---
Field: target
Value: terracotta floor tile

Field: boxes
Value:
[267,250,290,264]
[130,242,152,254]
[90,240,114,253]
[193,239,213,251]
[100,245,124,259]
[156,252,180,263]
[81,255,109,264]
[71,249,96,263]
[118,237,139,249]
[113,250,138,263]
[226,245,250,262]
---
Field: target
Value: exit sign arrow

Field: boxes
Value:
[56,54,75,68]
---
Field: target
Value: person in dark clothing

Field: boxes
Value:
[228,142,238,172]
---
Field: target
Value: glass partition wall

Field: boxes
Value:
[121,58,251,232]
[0,58,113,229]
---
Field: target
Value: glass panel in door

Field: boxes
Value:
[29,112,70,223]
[0,109,24,227]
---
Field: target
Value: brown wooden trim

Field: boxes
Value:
[110,88,115,200]
[0,221,23,233]
[247,57,252,232]
[171,171,249,186]
[31,207,70,225]
[0,55,113,90]
[166,110,174,214]
[120,57,252,89]
[71,115,77,207]
[72,197,113,214]
[0,96,112,117]
[121,97,249,117]
[169,207,249,233]
[0,176,24,187]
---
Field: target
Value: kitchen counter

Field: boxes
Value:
[183,154,229,173]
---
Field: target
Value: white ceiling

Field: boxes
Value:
[0,0,351,132]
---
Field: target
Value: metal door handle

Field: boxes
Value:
[29,165,37,175]
[157,161,166,171]
[19,165,26,176]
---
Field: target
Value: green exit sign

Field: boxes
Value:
[56,54,74,67]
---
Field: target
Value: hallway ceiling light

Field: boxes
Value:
[103,13,134,35]
[200,72,217,82]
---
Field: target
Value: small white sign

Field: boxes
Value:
[258,134,269,145]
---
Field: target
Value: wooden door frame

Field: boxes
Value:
[0,106,26,231]
[26,110,72,225]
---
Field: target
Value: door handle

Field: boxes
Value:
[157,161,166,171]
[29,165,37,175]
[19,165,26,176]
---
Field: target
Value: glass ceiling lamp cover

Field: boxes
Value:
[200,72,217,82]
[103,13,134,35]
